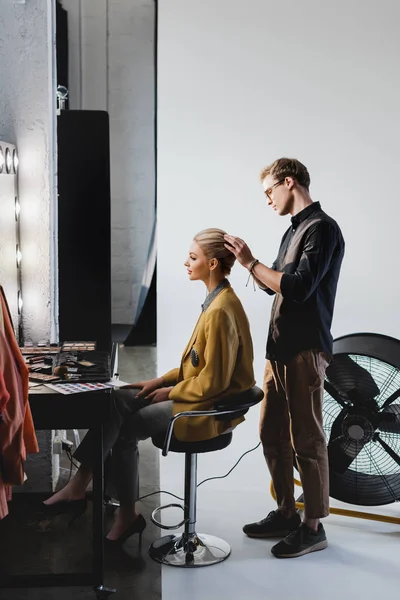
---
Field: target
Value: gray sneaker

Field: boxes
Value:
[271,523,327,558]
[242,510,301,538]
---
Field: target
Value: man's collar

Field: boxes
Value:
[291,201,321,229]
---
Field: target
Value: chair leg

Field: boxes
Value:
[149,452,231,567]
[184,453,197,537]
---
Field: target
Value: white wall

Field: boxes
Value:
[157,0,400,389]
[61,0,156,324]
[0,0,56,343]
[157,10,400,586]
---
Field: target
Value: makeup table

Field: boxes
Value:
[0,379,116,599]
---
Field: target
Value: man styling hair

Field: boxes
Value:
[224,157,345,559]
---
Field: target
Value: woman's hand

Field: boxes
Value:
[121,377,165,399]
[146,387,174,404]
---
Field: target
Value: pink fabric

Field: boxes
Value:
[0,289,39,519]
[0,330,23,519]
[0,366,10,412]
[0,289,38,456]
[0,480,8,520]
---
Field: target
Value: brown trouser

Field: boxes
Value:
[260,350,330,519]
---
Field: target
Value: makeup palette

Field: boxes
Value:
[61,341,96,352]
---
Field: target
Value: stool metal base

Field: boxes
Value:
[149,533,231,567]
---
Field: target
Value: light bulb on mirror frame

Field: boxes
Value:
[5,148,12,174]
[18,291,23,314]
[13,150,19,173]
[0,146,4,174]
[16,245,22,268]
[15,197,21,221]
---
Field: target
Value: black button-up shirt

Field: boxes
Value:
[263,202,345,362]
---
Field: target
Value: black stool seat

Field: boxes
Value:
[152,431,233,454]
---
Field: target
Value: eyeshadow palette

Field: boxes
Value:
[28,373,61,383]
[61,341,96,352]
[21,346,62,355]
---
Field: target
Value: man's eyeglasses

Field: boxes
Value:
[264,179,285,200]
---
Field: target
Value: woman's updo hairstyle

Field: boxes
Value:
[193,228,236,276]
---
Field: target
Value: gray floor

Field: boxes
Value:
[0,345,161,600]
[161,407,400,600]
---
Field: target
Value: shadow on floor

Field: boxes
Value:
[0,346,161,600]
[0,486,161,600]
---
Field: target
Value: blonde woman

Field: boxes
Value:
[44,228,255,544]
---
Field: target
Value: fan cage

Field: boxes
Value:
[323,353,400,505]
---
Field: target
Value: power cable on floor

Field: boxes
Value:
[197,441,261,487]
[138,490,184,502]
[136,441,262,503]
[64,447,81,483]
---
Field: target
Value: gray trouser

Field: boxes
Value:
[74,389,173,505]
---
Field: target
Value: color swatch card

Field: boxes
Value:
[45,381,114,395]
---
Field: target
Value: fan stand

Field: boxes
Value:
[270,479,400,525]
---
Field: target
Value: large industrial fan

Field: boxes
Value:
[276,333,400,522]
[323,333,400,507]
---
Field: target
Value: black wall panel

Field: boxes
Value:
[57,110,112,351]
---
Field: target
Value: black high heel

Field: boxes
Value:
[41,498,88,524]
[105,514,146,547]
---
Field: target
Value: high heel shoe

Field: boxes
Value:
[105,514,146,547]
[41,498,88,524]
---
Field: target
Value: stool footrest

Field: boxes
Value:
[151,503,188,530]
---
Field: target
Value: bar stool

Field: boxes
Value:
[149,386,264,567]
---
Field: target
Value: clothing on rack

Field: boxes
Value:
[0,286,38,519]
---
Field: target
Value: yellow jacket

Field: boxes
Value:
[162,284,255,442]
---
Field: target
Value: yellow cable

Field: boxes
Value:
[270,478,400,526]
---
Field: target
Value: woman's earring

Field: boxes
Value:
[209,269,212,291]
[205,270,211,300]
